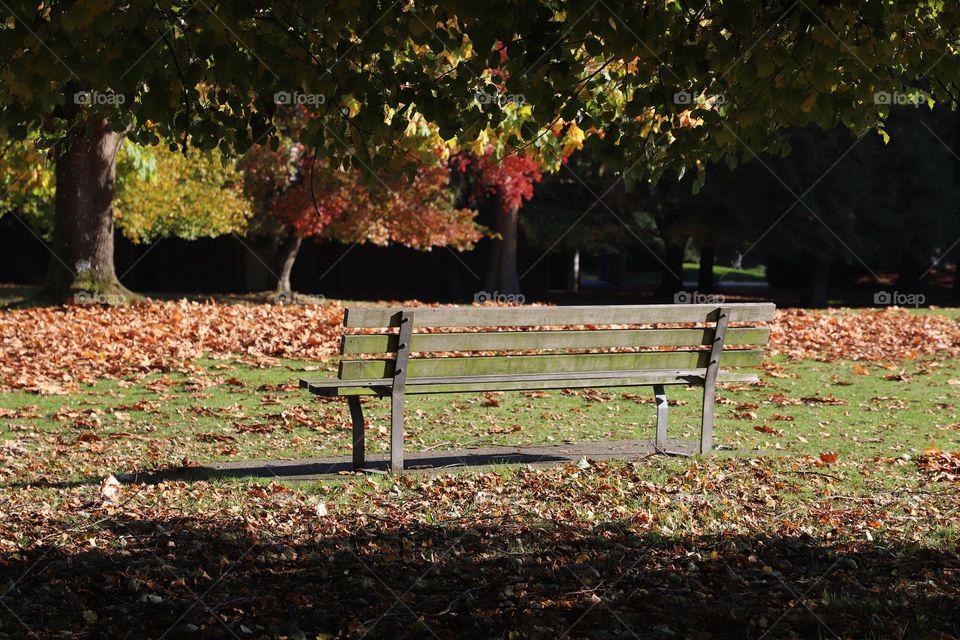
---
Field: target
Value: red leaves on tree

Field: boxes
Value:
[243,143,481,249]
[451,149,542,213]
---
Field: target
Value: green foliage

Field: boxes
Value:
[115,143,252,243]
[0,136,251,243]
[1,1,958,184]
[0,137,54,234]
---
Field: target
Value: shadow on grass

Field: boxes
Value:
[122,450,573,484]
[2,441,688,491]
[1,514,957,639]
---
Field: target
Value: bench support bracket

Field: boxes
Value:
[347,396,365,470]
[654,384,668,450]
[700,306,730,454]
[390,311,414,473]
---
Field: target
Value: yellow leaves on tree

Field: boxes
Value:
[114,143,252,244]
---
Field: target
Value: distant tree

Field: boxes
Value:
[0,138,53,233]
[521,152,654,291]
[0,138,252,287]
[677,106,960,304]
[242,138,481,295]
[450,149,544,294]
[115,144,251,244]
[854,106,960,290]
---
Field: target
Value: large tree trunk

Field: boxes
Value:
[43,120,130,303]
[698,245,715,292]
[275,232,302,295]
[484,201,522,295]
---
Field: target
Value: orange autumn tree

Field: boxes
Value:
[242,140,481,295]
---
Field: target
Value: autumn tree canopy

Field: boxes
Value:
[2,1,959,299]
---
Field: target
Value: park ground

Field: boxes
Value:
[1,296,960,638]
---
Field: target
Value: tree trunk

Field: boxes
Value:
[698,245,715,292]
[243,234,282,291]
[275,232,303,294]
[484,201,522,295]
[610,252,627,289]
[897,250,929,295]
[804,255,830,307]
[657,237,687,299]
[955,258,960,303]
[42,120,130,303]
[565,248,580,292]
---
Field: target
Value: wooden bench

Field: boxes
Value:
[300,303,775,472]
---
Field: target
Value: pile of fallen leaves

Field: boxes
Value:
[918,447,960,482]
[0,300,344,393]
[769,307,960,361]
[2,301,959,394]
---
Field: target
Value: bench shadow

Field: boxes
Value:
[3,440,702,490]
[124,450,573,484]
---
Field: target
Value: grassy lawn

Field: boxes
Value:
[684,261,767,283]
[1,301,959,638]
[2,355,958,483]
[623,262,767,288]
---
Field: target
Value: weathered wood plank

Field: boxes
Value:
[343,303,776,328]
[301,370,759,396]
[341,327,770,354]
[338,349,764,380]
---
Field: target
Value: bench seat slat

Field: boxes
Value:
[301,369,759,396]
[344,303,775,328]
[341,327,770,354]
[338,348,764,380]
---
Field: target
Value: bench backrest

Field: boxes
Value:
[337,303,774,381]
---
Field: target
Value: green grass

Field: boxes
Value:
[683,261,767,283]
[622,262,767,288]
[2,353,957,486]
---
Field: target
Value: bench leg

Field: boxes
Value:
[389,310,413,474]
[347,396,365,470]
[700,382,715,454]
[390,391,404,473]
[699,306,729,454]
[654,384,668,450]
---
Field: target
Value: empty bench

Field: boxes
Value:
[300,303,774,472]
